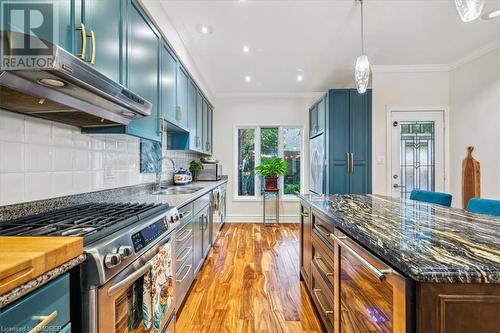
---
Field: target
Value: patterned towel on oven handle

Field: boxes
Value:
[143,243,174,332]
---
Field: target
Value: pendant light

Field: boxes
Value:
[455,0,485,22]
[355,0,369,94]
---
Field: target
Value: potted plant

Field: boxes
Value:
[189,160,204,181]
[254,157,288,191]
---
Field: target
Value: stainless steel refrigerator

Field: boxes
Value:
[309,134,325,194]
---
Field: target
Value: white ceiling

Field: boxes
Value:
[155,0,500,94]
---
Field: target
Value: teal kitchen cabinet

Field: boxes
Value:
[0,274,71,332]
[207,105,213,154]
[122,0,161,142]
[0,0,73,52]
[176,66,189,130]
[326,89,372,194]
[161,44,178,126]
[202,99,208,154]
[188,80,198,149]
[75,0,124,82]
[195,91,204,151]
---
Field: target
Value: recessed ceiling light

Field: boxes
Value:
[245,75,251,82]
[296,75,304,82]
[482,9,500,19]
[196,24,213,35]
[243,45,250,53]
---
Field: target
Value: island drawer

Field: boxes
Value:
[312,212,335,249]
[0,274,70,332]
[311,263,335,333]
[312,231,336,292]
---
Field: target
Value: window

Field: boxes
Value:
[235,126,303,199]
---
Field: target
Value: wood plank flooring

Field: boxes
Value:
[176,223,322,333]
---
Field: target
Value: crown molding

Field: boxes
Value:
[215,92,324,99]
[449,40,500,70]
[371,64,450,73]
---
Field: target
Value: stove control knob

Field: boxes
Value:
[175,214,180,221]
[118,246,133,259]
[104,253,122,268]
[169,215,175,223]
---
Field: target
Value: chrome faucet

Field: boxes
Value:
[155,156,177,190]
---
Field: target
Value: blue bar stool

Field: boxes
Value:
[409,189,452,207]
[466,198,500,217]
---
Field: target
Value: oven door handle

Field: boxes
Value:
[108,262,151,296]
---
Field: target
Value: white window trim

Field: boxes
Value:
[233,124,304,201]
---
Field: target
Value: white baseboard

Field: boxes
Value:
[225,214,299,223]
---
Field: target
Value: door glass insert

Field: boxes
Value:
[399,121,435,199]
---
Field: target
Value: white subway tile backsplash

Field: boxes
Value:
[92,170,104,190]
[73,171,92,192]
[25,117,52,145]
[25,172,52,201]
[52,147,74,171]
[0,110,25,142]
[92,137,105,151]
[0,142,25,172]
[52,172,74,196]
[25,144,52,172]
[73,149,91,171]
[53,124,75,147]
[73,130,91,149]
[92,151,104,170]
[0,173,25,205]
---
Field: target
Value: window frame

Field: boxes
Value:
[233,124,304,201]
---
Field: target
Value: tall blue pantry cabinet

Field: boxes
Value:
[311,89,372,194]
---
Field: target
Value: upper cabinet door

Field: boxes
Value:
[207,105,213,154]
[202,99,208,153]
[125,0,160,142]
[188,81,197,149]
[82,0,123,83]
[161,44,177,125]
[196,91,203,151]
[177,66,189,129]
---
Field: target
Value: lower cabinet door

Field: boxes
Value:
[193,211,204,274]
[311,263,335,333]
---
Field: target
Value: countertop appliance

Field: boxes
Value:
[197,163,222,181]
[0,31,151,127]
[211,183,226,243]
[0,202,189,333]
[309,134,325,194]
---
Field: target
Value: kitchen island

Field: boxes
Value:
[298,194,500,333]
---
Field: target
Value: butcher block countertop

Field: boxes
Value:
[0,237,83,296]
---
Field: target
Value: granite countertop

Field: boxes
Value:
[299,194,500,284]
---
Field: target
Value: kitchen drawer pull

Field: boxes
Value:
[176,229,192,242]
[176,265,192,283]
[315,224,331,238]
[176,246,192,263]
[29,310,58,333]
[330,233,395,281]
[76,23,86,59]
[314,255,333,277]
[312,288,333,316]
[180,211,192,220]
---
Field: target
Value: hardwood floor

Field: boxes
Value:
[176,223,322,333]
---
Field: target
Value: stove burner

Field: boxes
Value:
[0,202,170,245]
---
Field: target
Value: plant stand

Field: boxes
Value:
[262,189,280,226]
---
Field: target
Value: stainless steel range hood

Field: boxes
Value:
[0,31,152,127]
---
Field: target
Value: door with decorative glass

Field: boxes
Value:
[390,111,444,199]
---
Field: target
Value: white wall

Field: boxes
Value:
[449,48,500,207]
[213,94,320,222]
[371,69,450,195]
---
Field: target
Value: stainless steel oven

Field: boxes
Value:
[94,231,176,333]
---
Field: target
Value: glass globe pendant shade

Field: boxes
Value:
[455,0,485,22]
[355,55,370,94]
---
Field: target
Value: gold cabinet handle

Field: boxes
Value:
[176,265,192,283]
[312,288,333,316]
[349,153,354,173]
[76,23,86,60]
[314,255,334,277]
[176,228,192,242]
[29,310,58,333]
[87,30,96,64]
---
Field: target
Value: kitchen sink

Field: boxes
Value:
[152,186,204,195]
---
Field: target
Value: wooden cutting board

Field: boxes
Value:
[462,146,481,208]
[0,237,83,295]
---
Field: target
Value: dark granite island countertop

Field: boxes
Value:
[299,194,500,283]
